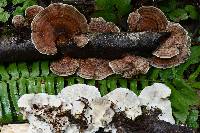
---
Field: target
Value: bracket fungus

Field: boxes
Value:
[89,17,120,33]
[109,55,150,78]
[50,56,79,76]
[127,6,168,32]
[12,15,25,28]
[31,3,88,55]
[77,58,113,80]
[150,23,191,68]
[28,4,191,78]
[128,6,191,68]
[25,5,44,25]
[16,83,193,133]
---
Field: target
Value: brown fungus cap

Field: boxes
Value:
[73,34,89,48]
[50,56,79,76]
[150,23,191,68]
[77,58,113,80]
[12,15,25,28]
[31,3,88,55]
[89,17,120,33]
[25,5,44,25]
[109,55,150,78]
[128,6,168,32]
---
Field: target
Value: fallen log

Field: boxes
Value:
[58,32,170,59]
[0,32,169,63]
[0,36,61,63]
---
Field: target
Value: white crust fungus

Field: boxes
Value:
[17,83,175,132]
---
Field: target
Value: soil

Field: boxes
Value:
[108,108,194,133]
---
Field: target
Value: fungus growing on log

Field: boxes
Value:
[12,15,25,28]
[89,17,120,33]
[150,23,191,68]
[58,32,169,59]
[77,58,113,80]
[50,56,79,76]
[31,3,88,55]
[128,6,168,32]
[25,5,44,25]
[28,4,190,78]
[109,55,150,78]
[128,6,191,68]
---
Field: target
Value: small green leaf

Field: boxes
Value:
[167,83,189,123]
[0,7,4,13]
[115,0,131,16]
[0,65,10,81]
[30,62,40,77]
[95,0,114,11]
[0,0,7,7]
[92,11,117,22]
[94,0,131,23]
[0,10,10,23]
[12,0,26,5]
[12,6,24,16]
[186,110,199,128]
[185,5,199,20]
[99,80,108,96]
[7,63,19,80]
[169,8,188,22]
[159,0,177,13]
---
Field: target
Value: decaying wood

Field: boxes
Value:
[0,36,60,63]
[0,31,169,63]
[58,32,170,59]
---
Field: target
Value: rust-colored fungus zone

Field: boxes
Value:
[50,56,79,76]
[128,6,168,32]
[77,58,113,80]
[109,55,150,78]
[89,17,120,33]
[25,5,44,24]
[31,3,88,55]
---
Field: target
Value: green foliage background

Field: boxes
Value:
[0,0,200,130]
[0,0,37,22]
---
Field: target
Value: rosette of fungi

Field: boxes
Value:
[51,17,117,80]
[75,17,120,80]
[30,4,191,79]
[31,3,88,55]
[127,6,191,68]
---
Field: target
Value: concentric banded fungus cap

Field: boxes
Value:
[128,6,168,32]
[150,23,191,68]
[77,58,113,80]
[25,5,44,24]
[109,55,150,78]
[50,56,79,76]
[12,15,25,28]
[89,17,120,33]
[31,3,88,55]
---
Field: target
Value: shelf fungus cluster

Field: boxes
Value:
[127,6,191,68]
[8,83,192,133]
[23,3,190,79]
